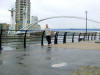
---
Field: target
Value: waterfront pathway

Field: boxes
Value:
[0,44,100,75]
[52,41,100,50]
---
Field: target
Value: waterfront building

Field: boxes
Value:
[29,16,41,31]
[0,23,9,30]
[15,0,30,30]
[0,23,9,35]
[28,24,41,31]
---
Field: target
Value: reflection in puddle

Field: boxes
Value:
[46,47,52,60]
[17,62,26,67]
[46,47,51,53]
[51,62,67,68]
[0,60,3,65]
[2,46,15,51]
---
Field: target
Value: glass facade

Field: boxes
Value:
[15,0,30,30]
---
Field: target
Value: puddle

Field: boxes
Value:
[51,62,67,68]
[2,46,15,51]
[0,60,3,65]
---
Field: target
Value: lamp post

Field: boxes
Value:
[9,8,16,31]
[85,11,88,34]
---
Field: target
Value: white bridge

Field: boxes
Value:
[9,7,100,34]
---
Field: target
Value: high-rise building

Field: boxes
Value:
[15,0,30,30]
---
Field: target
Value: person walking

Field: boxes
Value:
[45,24,51,46]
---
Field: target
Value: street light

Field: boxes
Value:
[85,11,88,34]
[9,8,16,30]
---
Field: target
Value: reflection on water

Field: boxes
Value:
[51,62,67,68]
[3,46,15,51]
[46,47,52,60]
[0,60,3,65]
[2,38,41,51]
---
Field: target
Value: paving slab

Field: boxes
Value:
[0,44,100,75]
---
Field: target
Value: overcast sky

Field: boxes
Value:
[0,0,100,29]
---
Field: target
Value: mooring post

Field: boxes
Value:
[41,31,45,46]
[24,30,27,48]
[0,25,2,51]
[83,33,86,41]
[78,33,81,42]
[54,32,58,44]
[0,30,2,51]
[63,32,67,44]
[94,33,96,40]
[72,33,75,43]
[88,33,90,41]
[99,33,100,40]
[0,32,1,50]
[91,33,93,40]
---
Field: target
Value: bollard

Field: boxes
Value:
[94,33,96,40]
[91,33,93,40]
[0,30,2,50]
[41,31,45,46]
[0,33,1,50]
[88,33,90,41]
[83,33,86,41]
[0,26,2,51]
[99,33,100,40]
[54,32,58,44]
[78,33,81,42]
[24,30,27,48]
[63,32,67,44]
[72,33,75,43]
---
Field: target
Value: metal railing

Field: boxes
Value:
[0,29,99,52]
[41,31,98,46]
[0,30,41,51]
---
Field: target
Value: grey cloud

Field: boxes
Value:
[0,0,100,28]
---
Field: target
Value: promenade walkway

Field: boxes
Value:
[53,41,100,50]
[0,44,100,75]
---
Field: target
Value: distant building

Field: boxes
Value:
[28,24,41,31]
[15,0,30,30]
[0,23,9,30]
[29,16,41,31]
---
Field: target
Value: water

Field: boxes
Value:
[52,28,100,32]
[1,37,41,51]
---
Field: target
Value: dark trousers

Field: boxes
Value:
[46,36,51,44]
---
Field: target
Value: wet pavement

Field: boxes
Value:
[0,44,100,75]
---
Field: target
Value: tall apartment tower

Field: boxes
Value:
[15,0,30,30]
